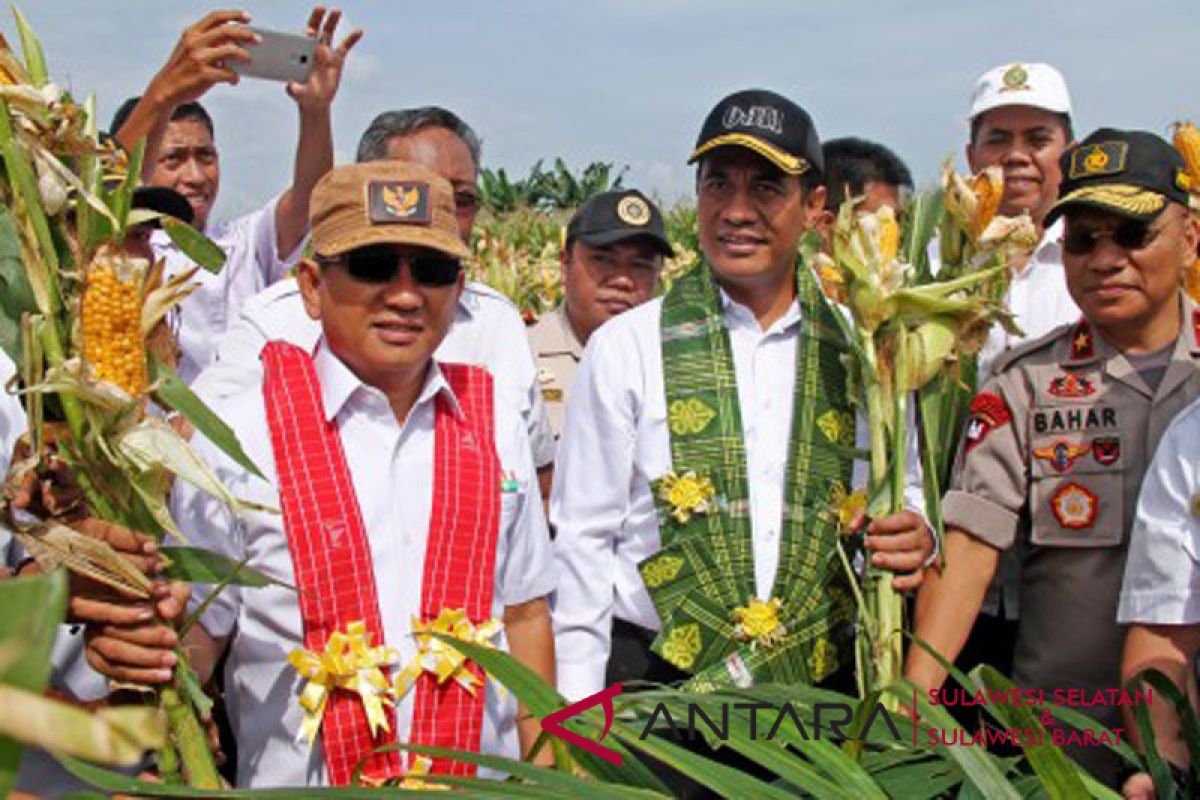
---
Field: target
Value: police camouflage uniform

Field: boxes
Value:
[528,306,583,438]
[942,127,1199,784]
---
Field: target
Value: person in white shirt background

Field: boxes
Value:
[111,7,361,383]
[193,106,557,495]
[953,61,1082,682]
[82,160,556,788]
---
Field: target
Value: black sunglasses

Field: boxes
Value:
[319,245,463,286]
[1063,219,1160,256]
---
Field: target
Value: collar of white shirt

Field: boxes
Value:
[716,285,804,334]
[312,339,465,424]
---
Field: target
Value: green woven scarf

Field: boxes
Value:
[641,256,861,690]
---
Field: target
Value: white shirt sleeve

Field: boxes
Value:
[550,327,636,701]
[168,435,248,639]
[495,401,556,607]
[1119,405,1200,624]
[252,193,306,286]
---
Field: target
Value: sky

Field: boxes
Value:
[15,1,1198,221]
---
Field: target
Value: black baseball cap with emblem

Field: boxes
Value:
[1046,128,1192,224]
[565,189,675,257]
[687,88,824,176]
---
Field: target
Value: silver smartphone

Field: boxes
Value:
[232,27,316,83]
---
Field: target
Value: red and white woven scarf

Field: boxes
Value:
[263,342,501,785]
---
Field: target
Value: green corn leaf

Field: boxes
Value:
[149,355,265,479]
[903,188,945,283]
[160,546,290,589]
[0,568,67,796]
[0,208,36,365]
[110,139,143,234]
[11,5,47,87]
[162,217,226,273]
[973,666,1090,800]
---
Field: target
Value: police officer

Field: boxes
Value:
[906,128,1200,786]
[528,189,674,436]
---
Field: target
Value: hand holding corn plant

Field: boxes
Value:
[812,161,1035,700]
[0,11,268,788]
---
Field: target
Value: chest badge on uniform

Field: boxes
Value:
[1033,439,1090,473]
[964,392,1011,453]
[1092,437,1120,466]
[1050,482,1098,529]
[1048,372,1095,398]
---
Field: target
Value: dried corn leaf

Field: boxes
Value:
[141,263,198,336]
[0,685,165,766]
[13,519,152,599]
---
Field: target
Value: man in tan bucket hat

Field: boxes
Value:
[83,160,557,788]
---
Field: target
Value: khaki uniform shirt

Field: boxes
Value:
[528,306,584,438]
[943,295,1200,778]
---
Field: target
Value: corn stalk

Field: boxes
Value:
[815,163,1035,701]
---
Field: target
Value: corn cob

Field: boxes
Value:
[1173,122,1200,186]
[81,250,147,395]
[877,205,900,264]
[970,167,1003,240]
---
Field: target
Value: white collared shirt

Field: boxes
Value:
[550,291,926,701]
[174,341,555,788]
[190,278,556,469]
[151,195,303,385]
[1119,393,1200,624]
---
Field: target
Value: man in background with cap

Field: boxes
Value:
[529,189,674,438]
[82,161,556,788]
[956,62,1083,680]
[552,89,934,717]
[906,129,1200,785]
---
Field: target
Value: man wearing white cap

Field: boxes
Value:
[957,61,1081,677]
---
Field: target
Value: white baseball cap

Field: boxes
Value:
[968,62,1073,120]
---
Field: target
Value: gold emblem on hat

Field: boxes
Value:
[1083,147,1110,173]
[1000,63,1030,92]
[616,196,651,226]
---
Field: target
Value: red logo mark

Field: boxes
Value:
[541,683,624,766]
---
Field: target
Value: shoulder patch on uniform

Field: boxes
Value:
[988,322,1074,376]
[964,391,1011,453]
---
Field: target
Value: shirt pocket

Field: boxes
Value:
[1028,433,1124,547]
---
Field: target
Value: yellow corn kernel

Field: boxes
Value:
[971,167,1003,241]
[1186,259,1200,306]
[877,206,900,265]
[1174,122,1200,184]
[81,253,147,396]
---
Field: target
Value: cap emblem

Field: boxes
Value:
[1000,63,1030,92]
[1068,142,1128,179]
[721,105,783,134]
[616,196,652,226]
[368,181,430,225]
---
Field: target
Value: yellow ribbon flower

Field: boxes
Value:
[733,597,787,649]
[288,620,398,746]
[658,470,716,525]
[829,482,868,535]
[399,756,450,791]
[394,608,504,700]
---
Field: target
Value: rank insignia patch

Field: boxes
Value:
[964,391,1011,453]
[1193,309,1200,348]
[1070,322,1095,360]
[1033,439,1091,473]
[1191,493,1200,519]
[1048,372,1096,398]
[1050,482,1098,529]
[1092,437,1120,466]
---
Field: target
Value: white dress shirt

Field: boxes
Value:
[550,291,926,701]
[1119,394,1200,624]
[190,278,556,469]
[174,341,556,788]
[977,220,1080,619]
[151,195,302,384]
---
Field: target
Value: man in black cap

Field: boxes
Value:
[529,189,674,438]
[552,90,934,727]
[907,129,1200,786]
